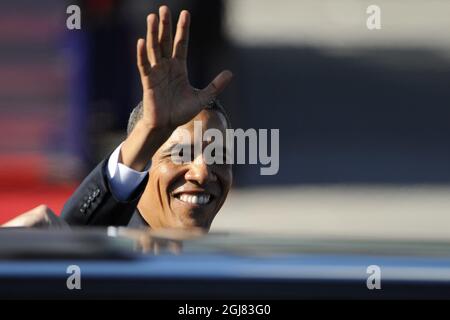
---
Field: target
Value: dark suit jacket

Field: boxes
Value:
[61,159,150,228]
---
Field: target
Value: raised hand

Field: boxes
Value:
[121,6,232,171]
[137,6,232,131]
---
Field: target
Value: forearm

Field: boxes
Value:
[120,121,172,171]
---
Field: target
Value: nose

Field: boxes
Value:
[184,155,217,185]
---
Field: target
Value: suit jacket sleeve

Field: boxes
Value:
[60,158,149,226]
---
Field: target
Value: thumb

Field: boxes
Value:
[197,70,233,106]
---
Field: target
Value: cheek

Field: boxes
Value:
[216,166,233,191]
[151,161,186,191]
[156,163,171,176]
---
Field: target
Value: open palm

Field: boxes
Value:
[136,6,232,131]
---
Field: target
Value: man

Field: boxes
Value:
[4,6,233,230]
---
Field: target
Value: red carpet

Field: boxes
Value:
[0,185,76,224]
[0,154,78,224]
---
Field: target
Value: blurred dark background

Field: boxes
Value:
[1,0,450,223]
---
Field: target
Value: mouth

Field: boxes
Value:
[172,192,214,206]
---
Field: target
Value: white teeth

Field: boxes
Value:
[177,193,211,205]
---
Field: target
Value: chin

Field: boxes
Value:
[169,201,218,230]
[174,214,212,230]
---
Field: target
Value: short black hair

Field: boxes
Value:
[127,99,231,135]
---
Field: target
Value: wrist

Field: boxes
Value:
[137,120,173,139]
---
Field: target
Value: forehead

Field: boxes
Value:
[167,109,227,145]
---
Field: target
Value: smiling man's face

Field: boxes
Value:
[137,109,232,230]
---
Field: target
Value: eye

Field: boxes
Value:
[223,147,228,160]
[210,148,228,164]
[174,146,195,163]
[190,146,196,161]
